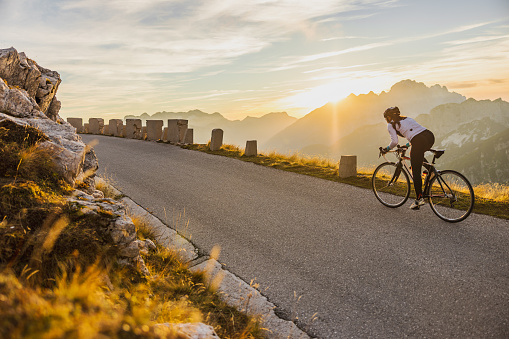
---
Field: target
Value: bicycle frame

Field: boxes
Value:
[381,146,438,198]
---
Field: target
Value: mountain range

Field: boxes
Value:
[127,80,508,185]
[125,109,297,146]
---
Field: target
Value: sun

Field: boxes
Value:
[281,79,375,111]
[280,77,394,114]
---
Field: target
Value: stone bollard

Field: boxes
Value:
[146,120,163,141]
[167,119,179,143]
[178,120,188,143]
[67,118,83,133]
[210,129,223,151]
[88,118,104,135]
[125,119,142,139]
[108,119,123,137]
[244,140,257,156]
[84,123,89,133]
[183,128,193,144]
[103,124,109,135]
[338,155,357,178]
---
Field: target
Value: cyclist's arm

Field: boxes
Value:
[386,123,399,150]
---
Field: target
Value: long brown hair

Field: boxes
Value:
[388,115,407,137]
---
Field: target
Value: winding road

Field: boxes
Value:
[82,134,509,338]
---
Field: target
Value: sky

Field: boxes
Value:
[1,0,508,121]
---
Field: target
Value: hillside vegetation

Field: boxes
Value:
[0,122,264,338]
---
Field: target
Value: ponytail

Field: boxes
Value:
[390,116,406,137]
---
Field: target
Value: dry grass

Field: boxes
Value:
[182,143,509,219]
[473,183,509,203]
[1,123,265,338]
[95,174,123,199]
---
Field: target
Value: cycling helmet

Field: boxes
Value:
[383,106,400,120]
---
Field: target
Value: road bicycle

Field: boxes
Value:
[372,145,474,222]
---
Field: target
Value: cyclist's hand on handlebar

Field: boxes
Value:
[379,146,388,157]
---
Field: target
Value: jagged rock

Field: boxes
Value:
[0,112,86,184]
[0,76,43,118]
[0,47,99,187]
[0,47,61,119]
[68,190,151,275]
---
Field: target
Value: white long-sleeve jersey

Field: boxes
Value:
[387,117,427,149]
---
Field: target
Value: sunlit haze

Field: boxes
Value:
[1,0,508,120]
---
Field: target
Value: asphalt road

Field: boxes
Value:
[82,135,509,338]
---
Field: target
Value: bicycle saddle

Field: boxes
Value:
[429,149,445,159]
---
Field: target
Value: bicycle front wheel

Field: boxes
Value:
[372,162,410,208]
[428,170,474,222]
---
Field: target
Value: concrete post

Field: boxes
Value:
[338,155,357,178]
[125,119,142,139]
[122,125,126,137]
[142,126,147,140]
[108,119,123,137]
[103,124,109,135]
[210,129,223,151]
[67,118,83,133]
[146,120,163,141]
[84,123,89,133]
[244,140,257,156]
[183,128,193,144]
[167,119,179,143]
[88,118,104,135]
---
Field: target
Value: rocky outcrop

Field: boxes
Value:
[0,47,151,274]
[0,47,62,120]
[68,190,155,275]
[0,47,95,187]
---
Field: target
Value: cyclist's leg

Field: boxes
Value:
[410,130,435,199]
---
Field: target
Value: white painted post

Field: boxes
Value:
[338,155,357,178]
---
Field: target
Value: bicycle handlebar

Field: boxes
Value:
[379,144,408,161]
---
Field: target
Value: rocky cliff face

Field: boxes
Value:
[0,47,149,274]
[0,47,97,186]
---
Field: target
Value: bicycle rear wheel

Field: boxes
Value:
[428,170,474,222]
[372,162,410,208]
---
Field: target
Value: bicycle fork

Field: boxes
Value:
[387,163,403,187]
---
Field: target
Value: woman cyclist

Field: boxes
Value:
[381,107,435,210]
